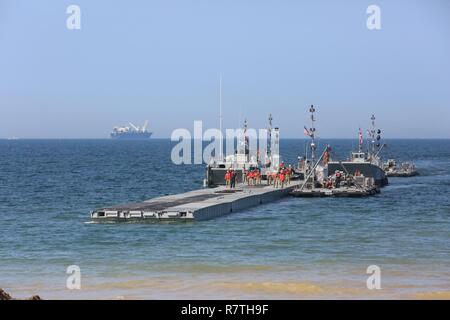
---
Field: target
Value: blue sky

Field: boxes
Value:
[0,0,449,138]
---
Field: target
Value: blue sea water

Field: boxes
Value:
[0,139,449,299]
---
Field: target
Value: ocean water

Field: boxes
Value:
[0,139,449,299]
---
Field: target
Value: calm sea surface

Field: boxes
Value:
[0,139,449,299]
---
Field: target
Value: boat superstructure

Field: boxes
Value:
[205,77,282,187]
[205,116,280,187]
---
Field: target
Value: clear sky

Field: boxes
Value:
[1,0,449,138]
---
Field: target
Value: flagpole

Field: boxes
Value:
[219,74,223,161]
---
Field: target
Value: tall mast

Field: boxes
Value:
[309,105,317,163]
[219,75,223,161]
[358,127,363,153]
[267,113,273,158]
[370,114,376,157]
[244,118,248,156]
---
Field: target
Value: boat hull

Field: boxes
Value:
[386,171,418,177]
[110,132,153,140]
[327,162,388,187]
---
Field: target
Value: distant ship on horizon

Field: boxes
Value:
[110,121,153,140]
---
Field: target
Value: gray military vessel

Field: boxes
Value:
[291,105,380,197]
[110,121,153,140]
[327,115,388,187]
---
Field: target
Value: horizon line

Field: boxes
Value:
[1,137,450,140]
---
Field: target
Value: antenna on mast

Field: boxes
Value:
[309,105,317,163]
[370,114,376,157]
[219,75,223,161]
[244,118,249,158]
[358,127,363,152]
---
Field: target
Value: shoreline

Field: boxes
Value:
[3,276,450,300]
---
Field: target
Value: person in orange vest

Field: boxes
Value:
[247,170,253,186]
[224,169,231,188]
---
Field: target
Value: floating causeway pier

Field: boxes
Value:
[91,182,301,221]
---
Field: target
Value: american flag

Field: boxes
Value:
[304,126,311,137]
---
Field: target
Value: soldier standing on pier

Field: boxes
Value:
[225,169,231,188]
[279,169,285,188]
[335,171,342,188]
[286,165,292,185]
[230,169,236,189]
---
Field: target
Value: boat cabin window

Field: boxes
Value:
[352,152,365,160]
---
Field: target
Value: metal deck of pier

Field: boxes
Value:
[91,182,300,221]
